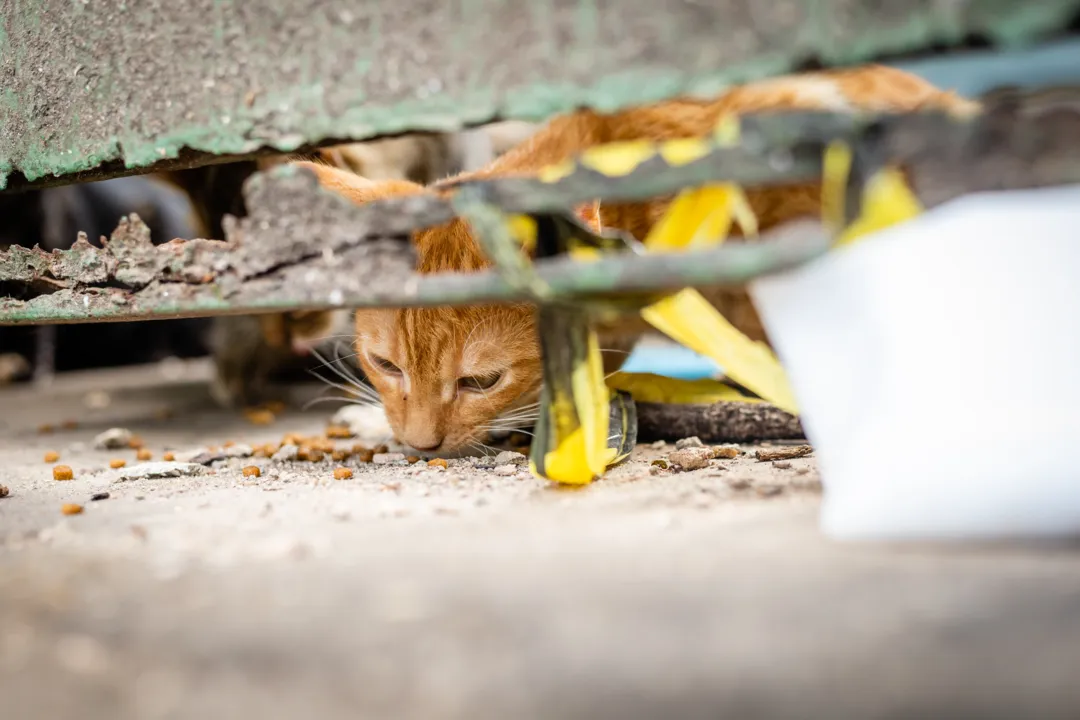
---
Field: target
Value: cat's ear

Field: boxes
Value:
[575,199,603,232]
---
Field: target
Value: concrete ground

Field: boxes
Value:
[2,359,1079,719]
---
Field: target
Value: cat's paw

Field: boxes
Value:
[330,404,393,444]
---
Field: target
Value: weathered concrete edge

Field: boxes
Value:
[2,7,1077,192]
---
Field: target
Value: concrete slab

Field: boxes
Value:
[1,360,1078,719]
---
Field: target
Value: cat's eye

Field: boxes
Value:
[370,354,401,375]
[458,371,503,392]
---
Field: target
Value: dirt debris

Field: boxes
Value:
[94,428,134,450]
[755,445,813,462]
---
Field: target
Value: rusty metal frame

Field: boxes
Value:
[2,86,1080,326]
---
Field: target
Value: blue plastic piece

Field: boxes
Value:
[620,345,722,380]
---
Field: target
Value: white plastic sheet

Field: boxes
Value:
[751,185,1080,540]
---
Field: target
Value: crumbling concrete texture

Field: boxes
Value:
[3,361,1080,719]
[5,86,1079,326]
[3,0,1078,191]
[0,165,433,323]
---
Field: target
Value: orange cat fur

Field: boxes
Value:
[299,65,979,453]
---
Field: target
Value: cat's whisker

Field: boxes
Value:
[310,347,380,402]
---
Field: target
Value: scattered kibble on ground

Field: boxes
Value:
[52,465,74,481]
[128,436,145,449]
[406,456,421,464]
[427,458,448,469]
[137,449,153,461]
[163,452,176,461]
[0,485,9,498]
[61,503,84,516]
[109,459,127,469]
[244,409,276,426]
[326,425,354,439]
[38,424,54,434]
[333,467,354,480]
[241,466,261,478]
[355,449,375,463]
[44,451,60,463]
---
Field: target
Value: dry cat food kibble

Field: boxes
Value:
[127,436,145,449]
[52,465,74,481]
[333,467,354,480]
[325,425,354,439]
[0,485,9,498]
[427,458,448,469]
[136,449,153,461]
[61,419,79,430]
[241,466,261,478]
[406,456,421,464]
[162,451,176,461]
[109,459,127,469]
[331,449,350,462]
[355,449,375,463]
[244,409,276,426]
[61,503,84,516]
[44,451,60,463]
[38,423,54,434]
[711,446,740,459]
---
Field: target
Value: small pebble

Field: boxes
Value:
[90,492,110,502]
[494,450,527,466]
[0,485,9,498]
[493,464,517,476]
[108,462,205,482]
[53,465,75,481]
[136,449,153,461]
[61,503,84,516]
[271,444,299,462]
[675,436,704,450]
[44,451,60,463]
[649,440,666,449]
[222,444,254,458]
[373,452,405,465]
[109,459,127,469]
[241,466,261,478]
[427,458,448,469]
[772,461,792,469]
[795,466,811,475]
[94,428,133,450]
[668,447,712,471]
[333,467,354,480]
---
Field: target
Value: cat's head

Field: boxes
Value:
[296,160,553,454]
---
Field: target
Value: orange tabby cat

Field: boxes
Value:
[299,65,979,453]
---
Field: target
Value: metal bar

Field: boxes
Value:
[3,0,1079,191]
[0,236,829,326]
[1,87,1077,326]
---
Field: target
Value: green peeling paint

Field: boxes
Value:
[1,0,1078,189]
